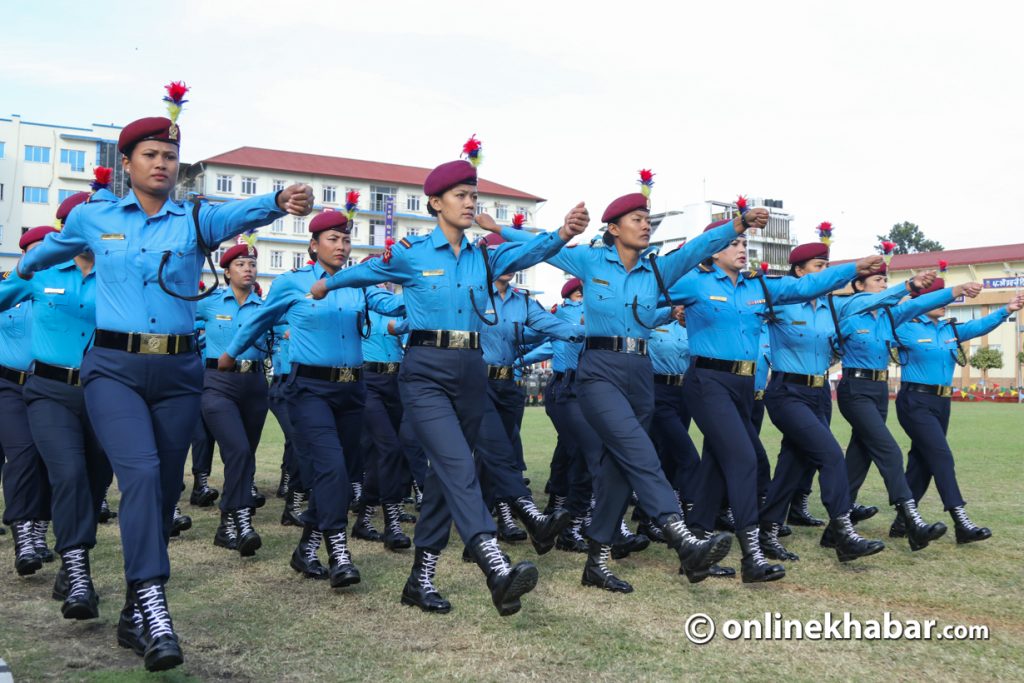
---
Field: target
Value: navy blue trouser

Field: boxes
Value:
[543,374,570,496]
[284,374,365,531]
[750,397,772,498]
[896,389,964,510]
[476,378,531,506]
[268,378,304,490]
[576,350,680,546]
[684,367,762,532]
[838,376,913,505]
[398,415,428,489]
[24,375,112,553]
[201,369,268,511]
[361,369,409,505]
[82,346,202,584]
[0,377,52,524]
[650,382,700,504]
[190,414,215,475]
[546,374,595,517]
[400,346,496,552]
[760,376,852,524]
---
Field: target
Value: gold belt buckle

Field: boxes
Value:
[386,362,398,374]
[877,370,888,382]
[448,331,470,349]
[138,333,169,355]
[332,367,356,383]
[736,360,755,376]
[938,385,952,398]
[239,360,253,373]
[499,366,512,380]
[811,375,825,388]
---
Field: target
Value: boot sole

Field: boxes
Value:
[289,556,328,580]
[145,646,184,672]
[682,533,733,574]
[495,564,539,616]
[384,537,412,551]
[742,568,786,583]
[956,532,992,545]
[836,544,886,562]
[581,577,634,594]
[117,632,146,657]
[62,600,100,620]
[238,536,262,557]
[16,559,43,576]
[331,571,361,589]
[280,515,303,527]
[400,592,452,614]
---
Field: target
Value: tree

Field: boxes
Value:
[969,346,1003,384]
[875,221,944,255]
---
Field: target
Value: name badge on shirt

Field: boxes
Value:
[422,270,445,277]
[592,278,610,286]
[709,295,727,302]
[917,338,932,343]
[654,328,669,333]
[101,233,125,240]
[748,299,765,305]
[44,288,65,295]
[856,329,870,334]
[216,315,232,321]
[791,320,807,326]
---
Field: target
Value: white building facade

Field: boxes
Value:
[0,115,124,270]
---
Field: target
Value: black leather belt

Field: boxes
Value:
[564,369,577,383]
[94,329,195,355]
[552,371,565,382]
[585,336,648,356]
[33,361,81,386]
[488,365,515,381]
[0,364,28,385]
[846,367,888,382]
[295,363,361,383]
[902,381,953,398]
[780,372,827,388]
[365,361,401,375]
[205,358,263,373]
[693,356,756,377]
[408,329,480,350]
[654,373,684,386]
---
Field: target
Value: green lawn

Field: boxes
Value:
[1,403,1022,682]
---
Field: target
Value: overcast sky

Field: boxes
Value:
[4,0,1022,267]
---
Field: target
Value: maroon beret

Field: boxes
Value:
[703,218,732,233]
[309,211,349,234]
[56,192,91,223]
[857,262,887,280]
[118,116,180,154]
[480,232,506,248]
[220,243,258,268]
[20,226,58,250]
[561,277,583,299]
[788,242,830,265]
[423,160,477,196]
[601,193,649,224]
[911,277,944,298]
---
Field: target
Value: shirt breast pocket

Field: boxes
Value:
[151,247,193,287]
[98,240,129,283]
[299,299,323,331]
[42,295,71,332]
[5,309,27,338]
[416,279,451,315]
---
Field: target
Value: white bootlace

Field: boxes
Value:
[796,494,813,517]
[418,551,441,592]
[480,537,510,576]
[903,500,926,526]
[951,506,977,530]
[196,472,210,491]
[305,530,323,562]
[413,482,423,506]
[327,531,352,564]
[137,584,174,639]
[595,544,614,577]
[515,497,546,524]
[359,505,379,533]
[14,521,36,560]
[62,548,90,599]
[569,518,585,542]
[222,515,238,541]
[619,518,636,540]
[351,482,363,504]
[497,502,520,530]
[384,504,405,535]
[281,471,291,489]
[838,513,864,540]
[553,495,567,511]
[746,527,767,564]
[173,505,185,522]
[665,517,698,545]
[235,508,255,535]
[33,520,49,551]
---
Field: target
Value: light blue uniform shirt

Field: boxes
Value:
[668,263,858,362]
[481,288,582,367]
[362,292,407,363]
[321,225,567,331]
[19,190,285,334]
[195,287,270,362]
[271,323,291,376]
[0,294,33,371]
[551,299,584,372]
[227,262,405,367]
[0,262,95,369]
[648,321,690,376]
[754,324,771,392]
[897,307,1010,385]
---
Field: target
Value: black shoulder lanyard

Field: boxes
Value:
[470,242,498,326]
[358,291,372,340]
[826,293,845,360]
[882,306,908,366]
[631,253,671,330]
[157,199,219,302]
[754,273,780,324]
[948,319,968,367]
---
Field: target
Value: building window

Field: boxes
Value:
[213,247,227,265]
[60,148,86,172]
[216,174,233,193]
[495,204,508,221]
[516,207,529,221]
[272,179,285,192]
[369,219,384,246]
[270,251,283,269]
[476,202,486,215]
[349,222,359,240]
[271,218,285,233]
[241,177,257,195]
[0,184,5,201]
[323,185,337,203]
[22,186,49,204]
[0,141,5,158]
[58,189,77,203]
[369,185,397,212]
[406,226,420,237]
[24,145,50,163]
[292,252,304,270]
[292,216,306,234]
[514,271,527,287]
[406,194,420,212]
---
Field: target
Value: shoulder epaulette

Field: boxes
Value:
[697,263,714,273]
[2,271,10,280]
[399,238,412,249]
[742,269,761,279]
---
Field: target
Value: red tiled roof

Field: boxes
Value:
[200,147,544,202]
[833,243,1024,269]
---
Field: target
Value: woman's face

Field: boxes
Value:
[313,230,352,269]
[568,289,583,302]
[712,237,748,272]
[123,141,179,196]
[794,258,829,278]
[858,273,888,293]
[608,210,651,251]
[226,257,257,289]
[430,184,478,229]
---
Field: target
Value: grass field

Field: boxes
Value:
[1,402,1022,682]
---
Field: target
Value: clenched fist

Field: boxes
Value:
[277,184,314,216]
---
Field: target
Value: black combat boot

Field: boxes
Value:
[661,513,733,584]
[850,502,879,524]
[401,547,452,613]
[950,505,992,544]
[412,481,423,511]
[555,517,588,553]
[348,481,363,512]
[98,494,117,523]
[33,520,55,562]
[889,513,906,538]
[511,496,572,555]
[133,580,183,672]
[468,533,539,616]
[714,507,736,533]
[788,492,825,527]
[895,499,947,551]
[495,501,528,542]
[827,513,886,562]
[399,508,417,524]
[323,529,360,588]
[11,520,42,576]
[189,472,218,507]
[52,566,69,601]
[543,494,567,515]
[169,506,191,537]
[351,504,383,542]
[759,522,799,561]
[117,587,146,656]
[60,546,100,620]
[251,483,266,509]
[581,540,633,594]
[611,518,650,559]
[382,503,412,551]
[213,510,238,551]
[637,516,668,544]
[290,524,328,580]
[281,487,304,527]
[276,468,290,498]
[737,526,786,583]
[230,508,261,557]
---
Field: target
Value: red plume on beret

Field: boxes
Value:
[760,261,770,273]
[938,259,948,273]
[736,195,748,214]
[198,281,206,291]
[512,213,526,228]
[816,221,833,246]
[880,241,897,255]
[638,169,655,198]
[462,134,483,167]
[91,166,113,192]
[345,190,360,221]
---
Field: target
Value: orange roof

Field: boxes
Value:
[833,243,1024,269]
[200,146,544,202]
